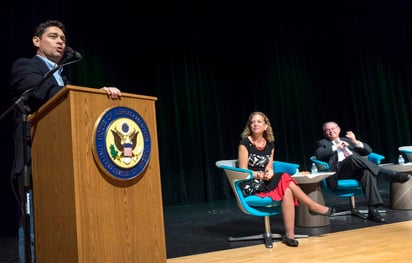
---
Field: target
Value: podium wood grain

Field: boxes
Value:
[29,85,166,262]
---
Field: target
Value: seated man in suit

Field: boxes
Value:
[314,121,410,223]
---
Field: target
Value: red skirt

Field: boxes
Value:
[255,173,299,206]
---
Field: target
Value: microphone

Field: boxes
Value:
[59,46,82,65]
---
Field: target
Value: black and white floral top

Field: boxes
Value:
[239,137,274,172]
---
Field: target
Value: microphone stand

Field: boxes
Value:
[0,55,82,263]
[0,86,35,263]
[20,101,32,263]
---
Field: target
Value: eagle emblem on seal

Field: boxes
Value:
[92,106,151,180]
[109,121,143,165]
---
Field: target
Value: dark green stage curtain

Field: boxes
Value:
[153,44,412,206]
[62,7,412,207]
[3,0,412,238]
[72,43,412,206]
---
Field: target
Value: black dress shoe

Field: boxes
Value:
[282,235,299,247]
[368,209,385,223]
[309,207,336,217]
[390,173,411,183]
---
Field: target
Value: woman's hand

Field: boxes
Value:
[263,169,274,181]
[255,171,264,180]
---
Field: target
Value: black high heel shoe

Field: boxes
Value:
[309,207,336,216]
[282,235,299,247]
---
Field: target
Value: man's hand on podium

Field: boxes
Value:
[102,87,121,99]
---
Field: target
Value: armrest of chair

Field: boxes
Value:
[399,146,412,162]
[310,153,384,170]
[368,152,385,165]
[398,146,412,154]
[217,159,300,180]
[217,164,254,182]
[310,156,330,171]
[273,161,300,175]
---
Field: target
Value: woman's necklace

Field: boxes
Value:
[249,136,266,150]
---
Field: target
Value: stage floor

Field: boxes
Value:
[167,220,412,263]
[1,180,412,262]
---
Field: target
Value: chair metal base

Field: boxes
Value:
[331,208,368,220]
[228,233,309,248]
[227,216,309,248]
[332,208,386,220]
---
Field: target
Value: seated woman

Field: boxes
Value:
[237,111,335,247]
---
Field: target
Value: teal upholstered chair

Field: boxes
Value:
[398,146,412,162]
[310,153,385,219]
[215,159,308,248]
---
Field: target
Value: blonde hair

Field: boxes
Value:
[240,111,275,143]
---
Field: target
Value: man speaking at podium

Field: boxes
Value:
[9,19,121,263]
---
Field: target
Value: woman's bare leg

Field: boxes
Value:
[288,182,329,214]
[282,187,296,239]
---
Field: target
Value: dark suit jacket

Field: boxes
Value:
[314,137,372,189]
[10,55,69,113]
[10,55,70,175]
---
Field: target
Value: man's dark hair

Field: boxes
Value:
[34,20,65,38]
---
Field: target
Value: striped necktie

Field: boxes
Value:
[342,147,351,157]
[336,140,351,157]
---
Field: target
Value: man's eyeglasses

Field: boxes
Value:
[324,126,338,132]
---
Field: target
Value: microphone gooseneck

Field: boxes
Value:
[37,47,83,87]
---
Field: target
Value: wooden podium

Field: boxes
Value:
[29,85,166,262]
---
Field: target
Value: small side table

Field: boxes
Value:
[380,162,412,209]
[292,172,335,227]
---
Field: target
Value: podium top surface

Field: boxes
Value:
[29,85,157,123]
[64,85,158,101]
